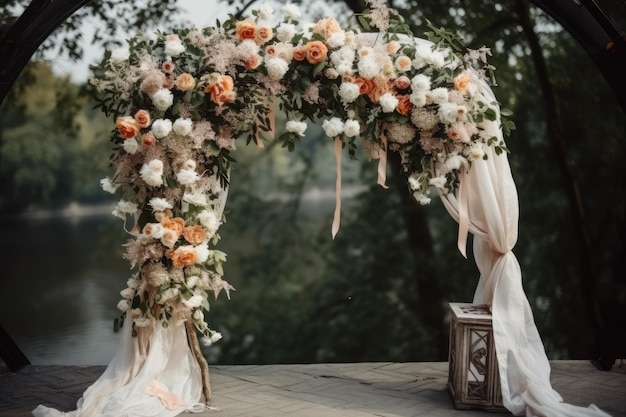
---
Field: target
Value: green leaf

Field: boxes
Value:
[357,15,371,31]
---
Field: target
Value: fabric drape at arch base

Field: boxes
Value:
[439,80,611,417]
[32,315,203,417]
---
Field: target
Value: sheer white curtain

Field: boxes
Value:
[32,182,229,417]
[439,80,611,417]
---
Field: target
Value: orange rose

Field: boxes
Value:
[354,77,374,95]
[396,95,412,116]
[134,109,151,128]
[183,225,207,246]
[116,116,139,139]
[235,20,256,41]
[244,54,261,70]
[368,76,392,103]
[304,41,328,65]
[204,74,236,106]
[170,246,198,268]
[162,217,185,235]
[454,72,471,93]
[255,25,273,45]
[176,73,196,91]
[293,46,306,61]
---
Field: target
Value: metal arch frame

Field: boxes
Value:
[0,0,624,372]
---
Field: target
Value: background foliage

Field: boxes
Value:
[0,0,624,364]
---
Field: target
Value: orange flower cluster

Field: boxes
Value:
[235,19,273,45]
[204,74,236,106]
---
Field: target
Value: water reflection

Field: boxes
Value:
[0,206,129,365]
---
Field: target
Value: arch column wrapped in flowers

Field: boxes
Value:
[32,2,611,416]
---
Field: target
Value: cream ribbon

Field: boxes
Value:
[146,380,187,410]
[457,167,470,258]
[331,137,342,239]
[376,133,389,189]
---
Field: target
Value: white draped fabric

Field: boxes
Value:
[32,183,230,417]
[439,80,611,417]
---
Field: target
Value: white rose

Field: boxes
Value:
[338,82,360,104]
[183,189,208,206]
[237,39,259,58]
[379,92,399,113]
[343,119,360,138]
[187,275,199,289]
[151,118,173,138]
[276,23,297,42]
[413,192,432,205]
[467,142,486,161]
[411,74,431,92]
[286,120,307,137]
[327,31,346,48]
[197,210,220,236]
[410,92,427,107]
[193,308,203,320]
[120,288,135,299]
[431,87,449,104]
[195,243,210,263]
[322,117,344,137]
[173,118,193,136]
[265,57,289,80]
[445,154,467,171]
[331,46,355,66]
[428,176,448,189]
[140,159,164,187]
[210,332,223,344]
[282,4,301,20]
[183,295,204,309]
[100,177,119,194]
[164,39,185,57]
[117,300,131,312]
[357,57,380,79]
[122,138,138,154]
[151,88,174,111]
[257,4,274,20]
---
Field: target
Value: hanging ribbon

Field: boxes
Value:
[376,133,389,189]
[147,380,187,410]
[331,137,342,239]
[457,166,470,258]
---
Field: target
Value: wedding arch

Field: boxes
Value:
[2,2,613,417]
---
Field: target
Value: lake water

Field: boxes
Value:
[0,206,129,365]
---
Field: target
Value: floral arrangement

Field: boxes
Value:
[90,0,512,343]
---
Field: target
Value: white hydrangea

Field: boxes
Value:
[183,295,204,309]
[431,87,449,104]
[197,210,220,237]
[438,102,461,124]
[151,88,174,110]
[257,4,274,20]
[322,117,344,137]
[357,57,380,79]
[338,82,360,104]
[265,57,289,80]
[327,31,346,48]
[177,168,199,185]
[183,189,208,206]
[286,120,307,136]
[140,159,164,187]
[379,92,399,113]
[173,118,193,136]
[410,92,427,107]
[152,118,173,138]
[343,119,360,137]
[159,288,179,304]
[100,177,119,194]
[237,39,259,57]
[331,46,356,66]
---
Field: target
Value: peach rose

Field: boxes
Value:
[141,132,156,146]
[204,74,236,106]
[170,246,198,268]
[116,116,139,139]
[396,95,412,116]
[162,61,175,73]
[395,55,412,72]
[176,73,196,91]
[162,217,185,235]
[265,45,276,56]
[313,18,341,39]
[183,225,207,246]
[293,46,306,61]
[304,40,328,65]
[161,228,179,248]
[134,109,151,128]
[386,41,401,54]
[255,25,273,45]
[244,54,261,70]
[394,75,411,90]
[235,20,256,41]
[162,76,175,89]
[454,72,471,93]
